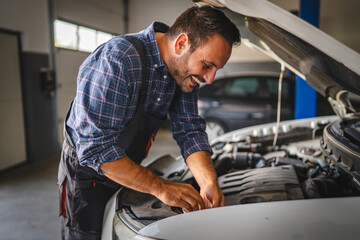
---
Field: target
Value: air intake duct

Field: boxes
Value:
[214,152,265,175]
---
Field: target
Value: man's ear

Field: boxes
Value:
[174,33,190,55]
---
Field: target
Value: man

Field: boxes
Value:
[58,5,240,239]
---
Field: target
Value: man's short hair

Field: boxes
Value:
[167,5,241,51]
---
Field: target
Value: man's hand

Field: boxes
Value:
[200,183,225,208]
[186,151,225,209]
[155,180,205,212]
[100,156,205,212]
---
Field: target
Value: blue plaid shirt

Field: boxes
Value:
[66,22,212,174]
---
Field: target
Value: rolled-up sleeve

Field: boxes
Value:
[68,39,142,174]
[169,86,212,161]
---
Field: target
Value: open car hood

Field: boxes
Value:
[194,0,360,116]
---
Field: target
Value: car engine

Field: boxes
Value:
[115,115,360,229]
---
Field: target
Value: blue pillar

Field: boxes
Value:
[294,0,320,119]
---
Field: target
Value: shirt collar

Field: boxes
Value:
[144,21,169,71]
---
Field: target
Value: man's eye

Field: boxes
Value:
[203,64,210,69]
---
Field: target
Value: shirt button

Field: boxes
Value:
[157,98,161,102]
[163,75,167,79]
[154,64,158,67]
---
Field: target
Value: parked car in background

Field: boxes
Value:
[199,62,360,140]
[198,69,296,140]
[199,69,337,140]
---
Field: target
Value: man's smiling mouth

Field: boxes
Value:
[191,75,204,85]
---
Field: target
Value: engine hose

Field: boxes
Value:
[214,152,265,175]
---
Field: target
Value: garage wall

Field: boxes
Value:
[270,0,360,53]
[233,0,360,63]
[320,0,360,53]
[128,0,194,33]
[54,0,124,34]
[0,0,51,54]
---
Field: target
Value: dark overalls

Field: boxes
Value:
[57,37,164,240]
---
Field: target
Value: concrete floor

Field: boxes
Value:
[0,128,179,240]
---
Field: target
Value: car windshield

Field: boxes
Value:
[218,76,292,99]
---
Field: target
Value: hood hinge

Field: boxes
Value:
[327,90,356,119]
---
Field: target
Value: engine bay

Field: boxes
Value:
[116,115,360,228]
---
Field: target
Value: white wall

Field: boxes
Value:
[0,0,50,54]
[270,0,360,53]
[128,0,194,33]
[320,0,360,53]
[270,0,299,11]
[54,0,124,34]
[233,0,360,62]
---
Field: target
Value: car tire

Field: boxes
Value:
[205,119,227,141]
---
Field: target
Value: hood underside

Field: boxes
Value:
[194,0,360,98]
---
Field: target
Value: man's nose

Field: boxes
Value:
[204,68,217,84]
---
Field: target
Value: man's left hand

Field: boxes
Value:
[186,151,225,209]
[200,183,225,208]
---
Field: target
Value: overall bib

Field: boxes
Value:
[58,36,164,239]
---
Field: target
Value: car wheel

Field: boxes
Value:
[206,120,227,141]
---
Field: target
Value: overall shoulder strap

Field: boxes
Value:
[122,36,148,107]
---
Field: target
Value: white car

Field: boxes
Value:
[102,0,360,239]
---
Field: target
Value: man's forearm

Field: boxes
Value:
[186,150,225,208]
[100,156,163,196]
[100,155,206,212]
[186,151,218,188]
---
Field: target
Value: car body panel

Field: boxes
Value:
[139,196,360,240]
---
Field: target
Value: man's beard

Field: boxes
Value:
[167,52,194,93]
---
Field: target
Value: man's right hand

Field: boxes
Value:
[100,156,204,212]
[154,179,205,212]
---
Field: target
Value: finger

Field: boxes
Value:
[220,194,226,207]
[182,193,204,211]
[204,197,212,208]
[204,189,224,208]
[211,195,222,208]
[196,196,205,210]
[200,191,211,208]
[176,200,192,213]
[183,203,192,213]
[185,185,205,210]
[198,203,203,210]
[182,197,198,211]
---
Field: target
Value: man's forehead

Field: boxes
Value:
[201,51,231,70]
[196,34,231,67]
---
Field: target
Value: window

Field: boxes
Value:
[224,78,259,97]
[266,77,291,99]
[78,26,97,52]
[97,31,113,46]
[54,20,77,50]
[54,20,115,53]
